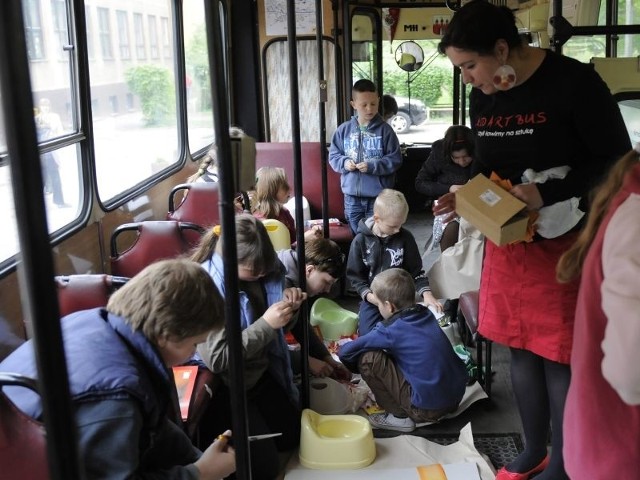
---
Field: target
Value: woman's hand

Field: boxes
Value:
[345,160,357,171]
[509,183,543,211]
[195,430,236,480]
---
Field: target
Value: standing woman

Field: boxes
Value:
[435,1,630,479]
[557,147,640,478]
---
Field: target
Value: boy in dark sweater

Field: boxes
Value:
[339,268,467,432]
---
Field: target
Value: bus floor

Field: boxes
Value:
[275,211,524,478]
[330,210,524,463]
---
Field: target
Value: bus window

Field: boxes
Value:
[88,0,180,203]
[264,39,338,142]
[384,38,460,143]
[0,0,84,263]
[0,153,19,261]
[183,0,215,154]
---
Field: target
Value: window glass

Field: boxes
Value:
[149,15,159,59]
[116,10,131,60]
[382,39,460,144]
[85,6,95,60]
[161,17,170,58]
[87,0,179,202]
[97,7,113,60]
[24,0,45,60]
[0,0,83,263]
[0,143,18,261]
[52,0,69,59]
[134,13,146,59]
[183,0,215,153]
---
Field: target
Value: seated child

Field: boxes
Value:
[187,126,247,183]
[252,166,321,246]
[339,268,468,432]
[347,188,442,335]
[277,237,351,379]
[191,214,307,480]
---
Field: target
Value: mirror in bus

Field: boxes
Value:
[395,41,424,72]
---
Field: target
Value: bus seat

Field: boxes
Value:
[167,182,221,229]
[0,373,49,479]
[255,142,353,249]
[55,274,129,317]
[261,219,291,251]
[457,290,492,398]
[110,220,204,278]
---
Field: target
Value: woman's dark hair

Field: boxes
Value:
[443,125,475,160]
[438,0,521,56]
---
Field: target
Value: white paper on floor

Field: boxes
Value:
[284,422,496,480]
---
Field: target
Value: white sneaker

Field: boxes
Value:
[368,412,416,432]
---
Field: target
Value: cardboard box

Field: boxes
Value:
[455,174,529,246]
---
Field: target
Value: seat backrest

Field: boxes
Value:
[167,182,221,228]
[55,274,129,317]
[255,142,345,221]
[458,290,480,333]
[0,373,49,479]
[110,220,204,278]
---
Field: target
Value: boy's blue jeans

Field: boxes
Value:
[344,194,376,235]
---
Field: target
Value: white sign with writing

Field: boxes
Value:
[265,0,320,36]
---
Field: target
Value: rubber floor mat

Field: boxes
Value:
[423,433,524,470]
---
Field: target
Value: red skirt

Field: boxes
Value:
[477,233,580,364]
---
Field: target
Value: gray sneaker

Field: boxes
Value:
[368,413,416,432]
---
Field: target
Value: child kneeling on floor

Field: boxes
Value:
[338,268,468,432]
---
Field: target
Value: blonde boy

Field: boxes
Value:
[346,189,442,335]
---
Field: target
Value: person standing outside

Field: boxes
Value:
[557,147,640,479]
[435,1,631,479]
[35,98,69,208]
[329,79,402,235]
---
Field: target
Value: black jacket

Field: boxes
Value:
[347,217,430,300]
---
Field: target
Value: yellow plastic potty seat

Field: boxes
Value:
[261,219,291,251]
[299,408,376,469]
[310,298,358,340]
